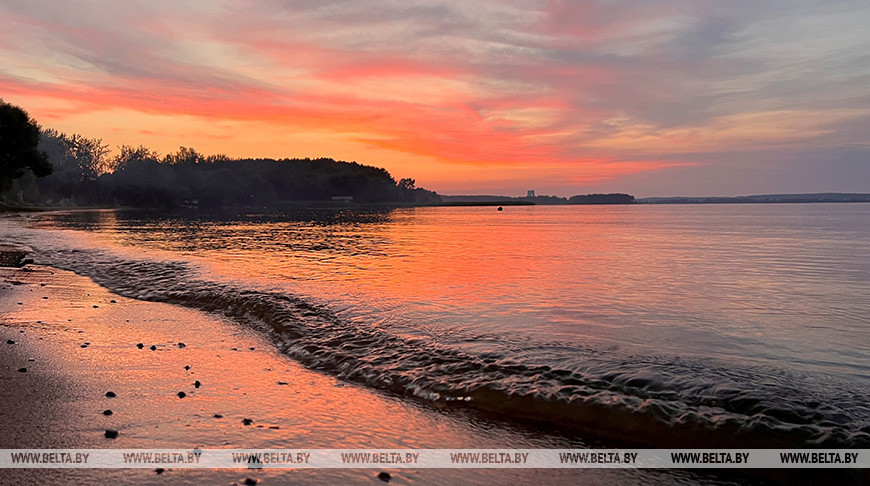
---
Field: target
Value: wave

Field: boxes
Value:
[18,241,870,449]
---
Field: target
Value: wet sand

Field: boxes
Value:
[0,265,686,485]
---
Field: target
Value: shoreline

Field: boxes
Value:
[1,264,675,484]
[1,264,861,484]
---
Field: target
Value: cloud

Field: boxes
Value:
[1,0,868,195]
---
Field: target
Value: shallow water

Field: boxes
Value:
[5,203,869,449]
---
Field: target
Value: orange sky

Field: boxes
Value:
[1,1,868,196]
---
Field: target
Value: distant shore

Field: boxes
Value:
[6,194,870,214]
[4,192,870,222]
[636,193,870,204]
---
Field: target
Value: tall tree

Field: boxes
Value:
[0,100,52,189]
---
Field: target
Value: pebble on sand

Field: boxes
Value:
[103,410,113,416]
[213,414,224,419]
[194,380,201,388]
[110,300,117,303]
[17,368,27,373]
[136,343,144,349]
[104,429,119,439]
[377,472,391,482]
[6,340,14,344]
[184,365,191,370]
[93,305,99,308]
[155,468,165,474]
[243,478,258,485]
[177,392,187,399]
[150,345,157,351]
[242,418,254,426]
[177,342,186,348]
[106,391,117,398]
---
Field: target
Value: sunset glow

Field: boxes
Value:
[1,0,868,196]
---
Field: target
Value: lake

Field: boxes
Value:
[5,203,869,450]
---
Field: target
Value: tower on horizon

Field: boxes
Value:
[527,190,535,198]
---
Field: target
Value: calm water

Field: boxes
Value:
[4,204,869,448]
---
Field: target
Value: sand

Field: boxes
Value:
[1,264,678,485]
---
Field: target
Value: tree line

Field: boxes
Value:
[1,100,440,208]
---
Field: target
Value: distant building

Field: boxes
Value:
[527,190,535,198]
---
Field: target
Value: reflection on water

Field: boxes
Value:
[15,204,870,448]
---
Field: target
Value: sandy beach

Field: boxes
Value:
[1,264,685,485]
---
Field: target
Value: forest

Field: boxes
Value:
[3,100,635,209]
[1,101,440,208]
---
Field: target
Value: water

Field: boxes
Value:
[4,204,869,448]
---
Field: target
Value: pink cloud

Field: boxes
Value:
[3,0,865,195]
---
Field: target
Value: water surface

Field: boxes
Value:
[5,203,869,448]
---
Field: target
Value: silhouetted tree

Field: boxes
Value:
[7,107,440,208]
[0,100,52,190]
[37,128,109,204]
[398,177,415,202]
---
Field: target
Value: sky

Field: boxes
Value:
[1,0,868,197]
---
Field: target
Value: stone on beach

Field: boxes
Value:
[194,380,201,388]
[177,391,187,398]
[377,472,391,482]
[103,410,113,416]
[104,429,119,439]
[242,418,253,425]
[6,340,14,344]
[106,391,116,398]
[150,345,157,351]
[17,367,27,373]
[0,246,29,267]
[136,343,144,349]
